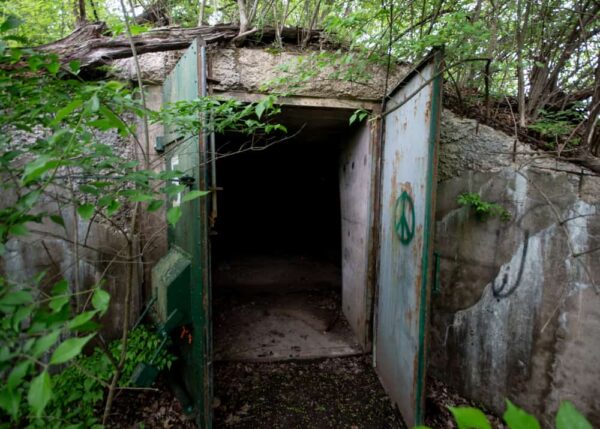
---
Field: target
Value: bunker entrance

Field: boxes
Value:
[211,105,372,361]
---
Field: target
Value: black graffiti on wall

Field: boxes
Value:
[492,230,530,298]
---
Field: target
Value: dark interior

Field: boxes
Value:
[211,106,355,292]
[210,106,363,362]
[212,135,341,265]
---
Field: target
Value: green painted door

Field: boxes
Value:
[152,38,212,428]
[375,49,443,427]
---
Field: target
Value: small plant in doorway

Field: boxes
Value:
[457,192,511,221]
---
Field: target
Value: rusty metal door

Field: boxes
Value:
[152,38,212,428]
[374,50,442,427]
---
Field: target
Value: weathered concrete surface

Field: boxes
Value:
[135,85,168,301]
[339,121,375,350]
[0,127,142,339]
[1,204,142,340]
[430,109,600,426]
[113,48,408,101]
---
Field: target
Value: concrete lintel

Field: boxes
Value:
[214,90,381,112]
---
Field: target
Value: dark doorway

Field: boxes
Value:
[211,106,365,361]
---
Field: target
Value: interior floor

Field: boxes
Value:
[212,106,362,362]
[213,287,361,361]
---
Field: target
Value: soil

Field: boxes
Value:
[213,355,402,429]
[106,380,196,429]
[107,357,502,429]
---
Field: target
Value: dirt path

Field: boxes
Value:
[108,357,501,428]
[213,355,403,428]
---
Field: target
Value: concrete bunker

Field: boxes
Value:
[147,39,442,428]
[211,105,373,360]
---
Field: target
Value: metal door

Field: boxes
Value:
[152,38,212,428]
[374,49,442,427]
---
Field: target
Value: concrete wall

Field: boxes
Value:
[2,208,141,340]
[339,121,376,349]
[0,126,143,340]
[113,48,408,101]
[430,109,600,426]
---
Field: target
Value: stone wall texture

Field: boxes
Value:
[430,109,600,426]
[113,47,408,101]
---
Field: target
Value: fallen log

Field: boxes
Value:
[36,22,325,69]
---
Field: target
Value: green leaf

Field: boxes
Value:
[129,193,154,203]
[349,110,358,125]
[91,288,110,314]
[27,55,44,71]
[0,387,20,420]
[19,190,41,209]
[147,199,164,212]
[31,330,60,358]
[49,295,69,313]
[27,371,52,418]
[449,406,491,429]
[77,203,94,220]
[182,190,210,202]
[503,400,540,429]
[9,223,28,236]
[7,360,30,390]
[45,57,60,75]
[99,106,128,136]
[130,24,147,36]
[167,206,182,226]
[105,80,124,91]
[1,290,32,305]
[50,215,65,228]
[22,155,60,184]
[49,334,95,365]
[52,279,69,295]
[255,102,266,119]
[556,401,592,429]
[67,310,98,330]
[89,94,100,112]
[52,99,84,125]
[106,199,121,216]
[69,60,81,74]
[163,184,185,197]
[0,15,23,32]
[11,306,32,331]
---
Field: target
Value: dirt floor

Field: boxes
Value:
[108,357,502,428]
[213,355,402,428]
[213,287,362,361]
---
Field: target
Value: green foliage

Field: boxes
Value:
[0,274,107,425]
[528,108,585,149]
[155,94,287,137]
[457,192,511,221]
[46,325,175,428]
[1,16,285,427]
[115,325,175,380]
[415,400,592,429]
[556,401,592,429]
[349,109,369,125]
[0,1,123,45]
[503,400,540,429]
[449,406,491,429]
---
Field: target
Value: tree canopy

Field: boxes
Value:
[1,0,599,156]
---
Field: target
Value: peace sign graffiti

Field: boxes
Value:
[394,191,415,245]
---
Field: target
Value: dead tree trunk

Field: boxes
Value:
[32,23,324,70]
